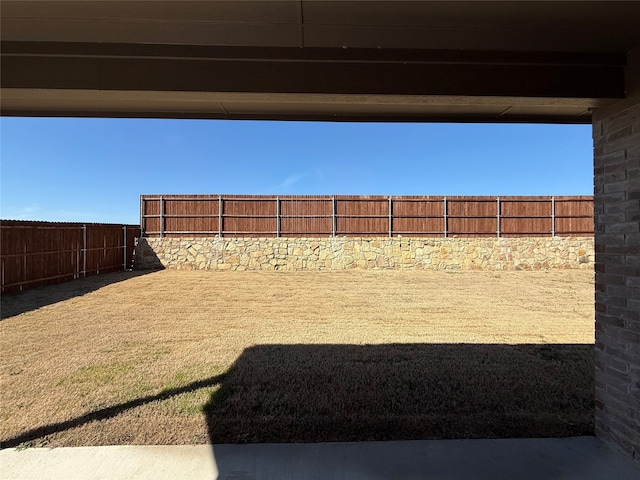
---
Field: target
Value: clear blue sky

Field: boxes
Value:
[1,118,592,225]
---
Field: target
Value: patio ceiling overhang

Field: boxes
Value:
[2,1,639,123]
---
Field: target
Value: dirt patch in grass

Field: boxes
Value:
[0,269,594,447]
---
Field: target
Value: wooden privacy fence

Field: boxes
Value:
[141,195,593,238]
[1,220,140,293]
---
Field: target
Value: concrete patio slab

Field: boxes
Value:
[1,436,638,480]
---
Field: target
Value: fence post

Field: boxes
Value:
[443,197,448,238]
[551,196,556,237]
[218,195,223,237]
[82,224,87,278]
[276,196,280,237]
[497,197,501,238]
[76,237,80,279]
[139,195,143,236]
[388,196,393,238]
[331,196,336,237]
[23,241,27,290]
[123,225,127,270]
[159,195,164,238]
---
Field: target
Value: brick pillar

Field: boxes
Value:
[592,47,640,462]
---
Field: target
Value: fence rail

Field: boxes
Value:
[140,195,593,238]
[1,220,140,293]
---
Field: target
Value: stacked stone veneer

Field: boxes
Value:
[593,91,640,462]
[135,236,593,271]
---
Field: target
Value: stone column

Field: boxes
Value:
[592,46,640,463]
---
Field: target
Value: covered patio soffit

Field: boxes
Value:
[2,1,640,123]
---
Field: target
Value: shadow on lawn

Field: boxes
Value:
[0,270,156,319]
[0,374,225,449]
[1,343,594,452]
[203,343,595,444]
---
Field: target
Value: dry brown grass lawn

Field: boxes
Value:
[0,269,594,447]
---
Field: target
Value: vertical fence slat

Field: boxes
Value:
[139,195,143,234]
[551,196,556,237]
[123,225,127,270]
[443,197,448,238]
[159,195,164,239]
[76,237,80,279]
[388,196,393,238]
[332,196,336,237]
[276,196,280,238]
[23,241,27,291]
[218,195,223,237]
[497,197,501,238]
[82,224,87,278]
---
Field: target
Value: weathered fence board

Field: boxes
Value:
[1,221,140,293]
[140,195,593,238]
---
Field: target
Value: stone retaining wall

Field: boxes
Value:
[135,236,594,271]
